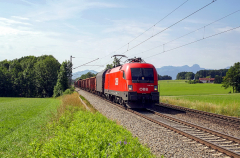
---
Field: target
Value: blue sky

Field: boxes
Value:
[0,0,239,72]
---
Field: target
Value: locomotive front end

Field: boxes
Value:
[124,63,159,108]
[128,67,159,103]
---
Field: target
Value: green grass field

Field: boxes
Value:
[0,94,155,157]
[159,80,232,96]
[28,93,155,157]
[0,97,60,157]
[158,80,240,117]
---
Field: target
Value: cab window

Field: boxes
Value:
[130,68,154,83]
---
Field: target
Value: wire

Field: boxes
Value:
[73,58,99,69]
[144,25,240,59]
[98,0,189,60]
[122,0,217,54]
[128,0,189,44]
[129,8,240,57]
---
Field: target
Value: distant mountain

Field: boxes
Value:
[72,70,98,80]
[156,64,205,80]
[225,66,231,69]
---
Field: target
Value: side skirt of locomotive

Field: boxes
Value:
[104,90,159,109]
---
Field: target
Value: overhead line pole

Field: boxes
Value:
[70,55,75,86]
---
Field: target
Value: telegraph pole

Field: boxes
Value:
[70,55,75,86]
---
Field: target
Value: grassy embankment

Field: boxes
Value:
[0,93,155,157]
[159,80,240,117]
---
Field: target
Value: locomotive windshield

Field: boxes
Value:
[131,68,154,83]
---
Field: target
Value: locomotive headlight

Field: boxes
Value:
[154,85,158,91]
[128,85,133,91]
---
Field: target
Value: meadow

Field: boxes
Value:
[0,97,60,157]
[159,80,232,96]
[159,80,240,117]
[0,93,155,157]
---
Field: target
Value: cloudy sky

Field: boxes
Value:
[0,0,239,73]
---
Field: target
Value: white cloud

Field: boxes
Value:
[0,17,31,26]
[11,16,29,21]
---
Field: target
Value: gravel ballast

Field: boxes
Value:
[76,88,228,158]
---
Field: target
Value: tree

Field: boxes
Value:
[113,56,121,67]
[53,61,72,97]
[35,56,60,97]
[80,72,96,79]
[176,72,194,80]
[214,75,222,84]
[158,75,172,80]
[222,62,240,93]
[105,64,113,70]
[105,56,121,70]
[185,72,195,80]
[0,55,60,97]
[195,69,228,79]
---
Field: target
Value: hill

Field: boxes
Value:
[156,64,205,80]
[72,70,98,79]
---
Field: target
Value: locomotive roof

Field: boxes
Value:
[106,62,155,74]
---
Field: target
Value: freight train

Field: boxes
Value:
[75,57,159,108]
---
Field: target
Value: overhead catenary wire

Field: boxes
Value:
[129,8,240,58]
[122,0,217,54]
[73,58,99,69]
[98,0,189,61]
[144,26,240,59]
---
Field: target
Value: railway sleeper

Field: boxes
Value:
[220,144,239,147]
[203,137,221,140]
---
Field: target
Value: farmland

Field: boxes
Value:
[0,93,155,157]
[0,97,60,157]
[159,80,240,117]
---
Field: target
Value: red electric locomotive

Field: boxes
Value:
[96,57,159,108]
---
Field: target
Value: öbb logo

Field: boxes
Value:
[139,88,148,91]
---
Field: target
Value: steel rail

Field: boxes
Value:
[129,108,240,158]
[159,102,240,123]
[147,109,240,144]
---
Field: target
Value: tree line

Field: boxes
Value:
[158,75,172,80]
[175,62,240,93]
[176,69,228,80]
[0,55,72,98]
[195,69,228,79]
[75,72,96,81]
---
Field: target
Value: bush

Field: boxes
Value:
[63,86,75,95]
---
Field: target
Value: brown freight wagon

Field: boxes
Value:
[80,79,83,89]
[89,77,96,92]
[86,78,90,91]
[77,79,82,88]
[82,79,86,89]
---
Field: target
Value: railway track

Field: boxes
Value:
[156,102,240,130]
[134,108,240,158]
[77,89,240,157]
